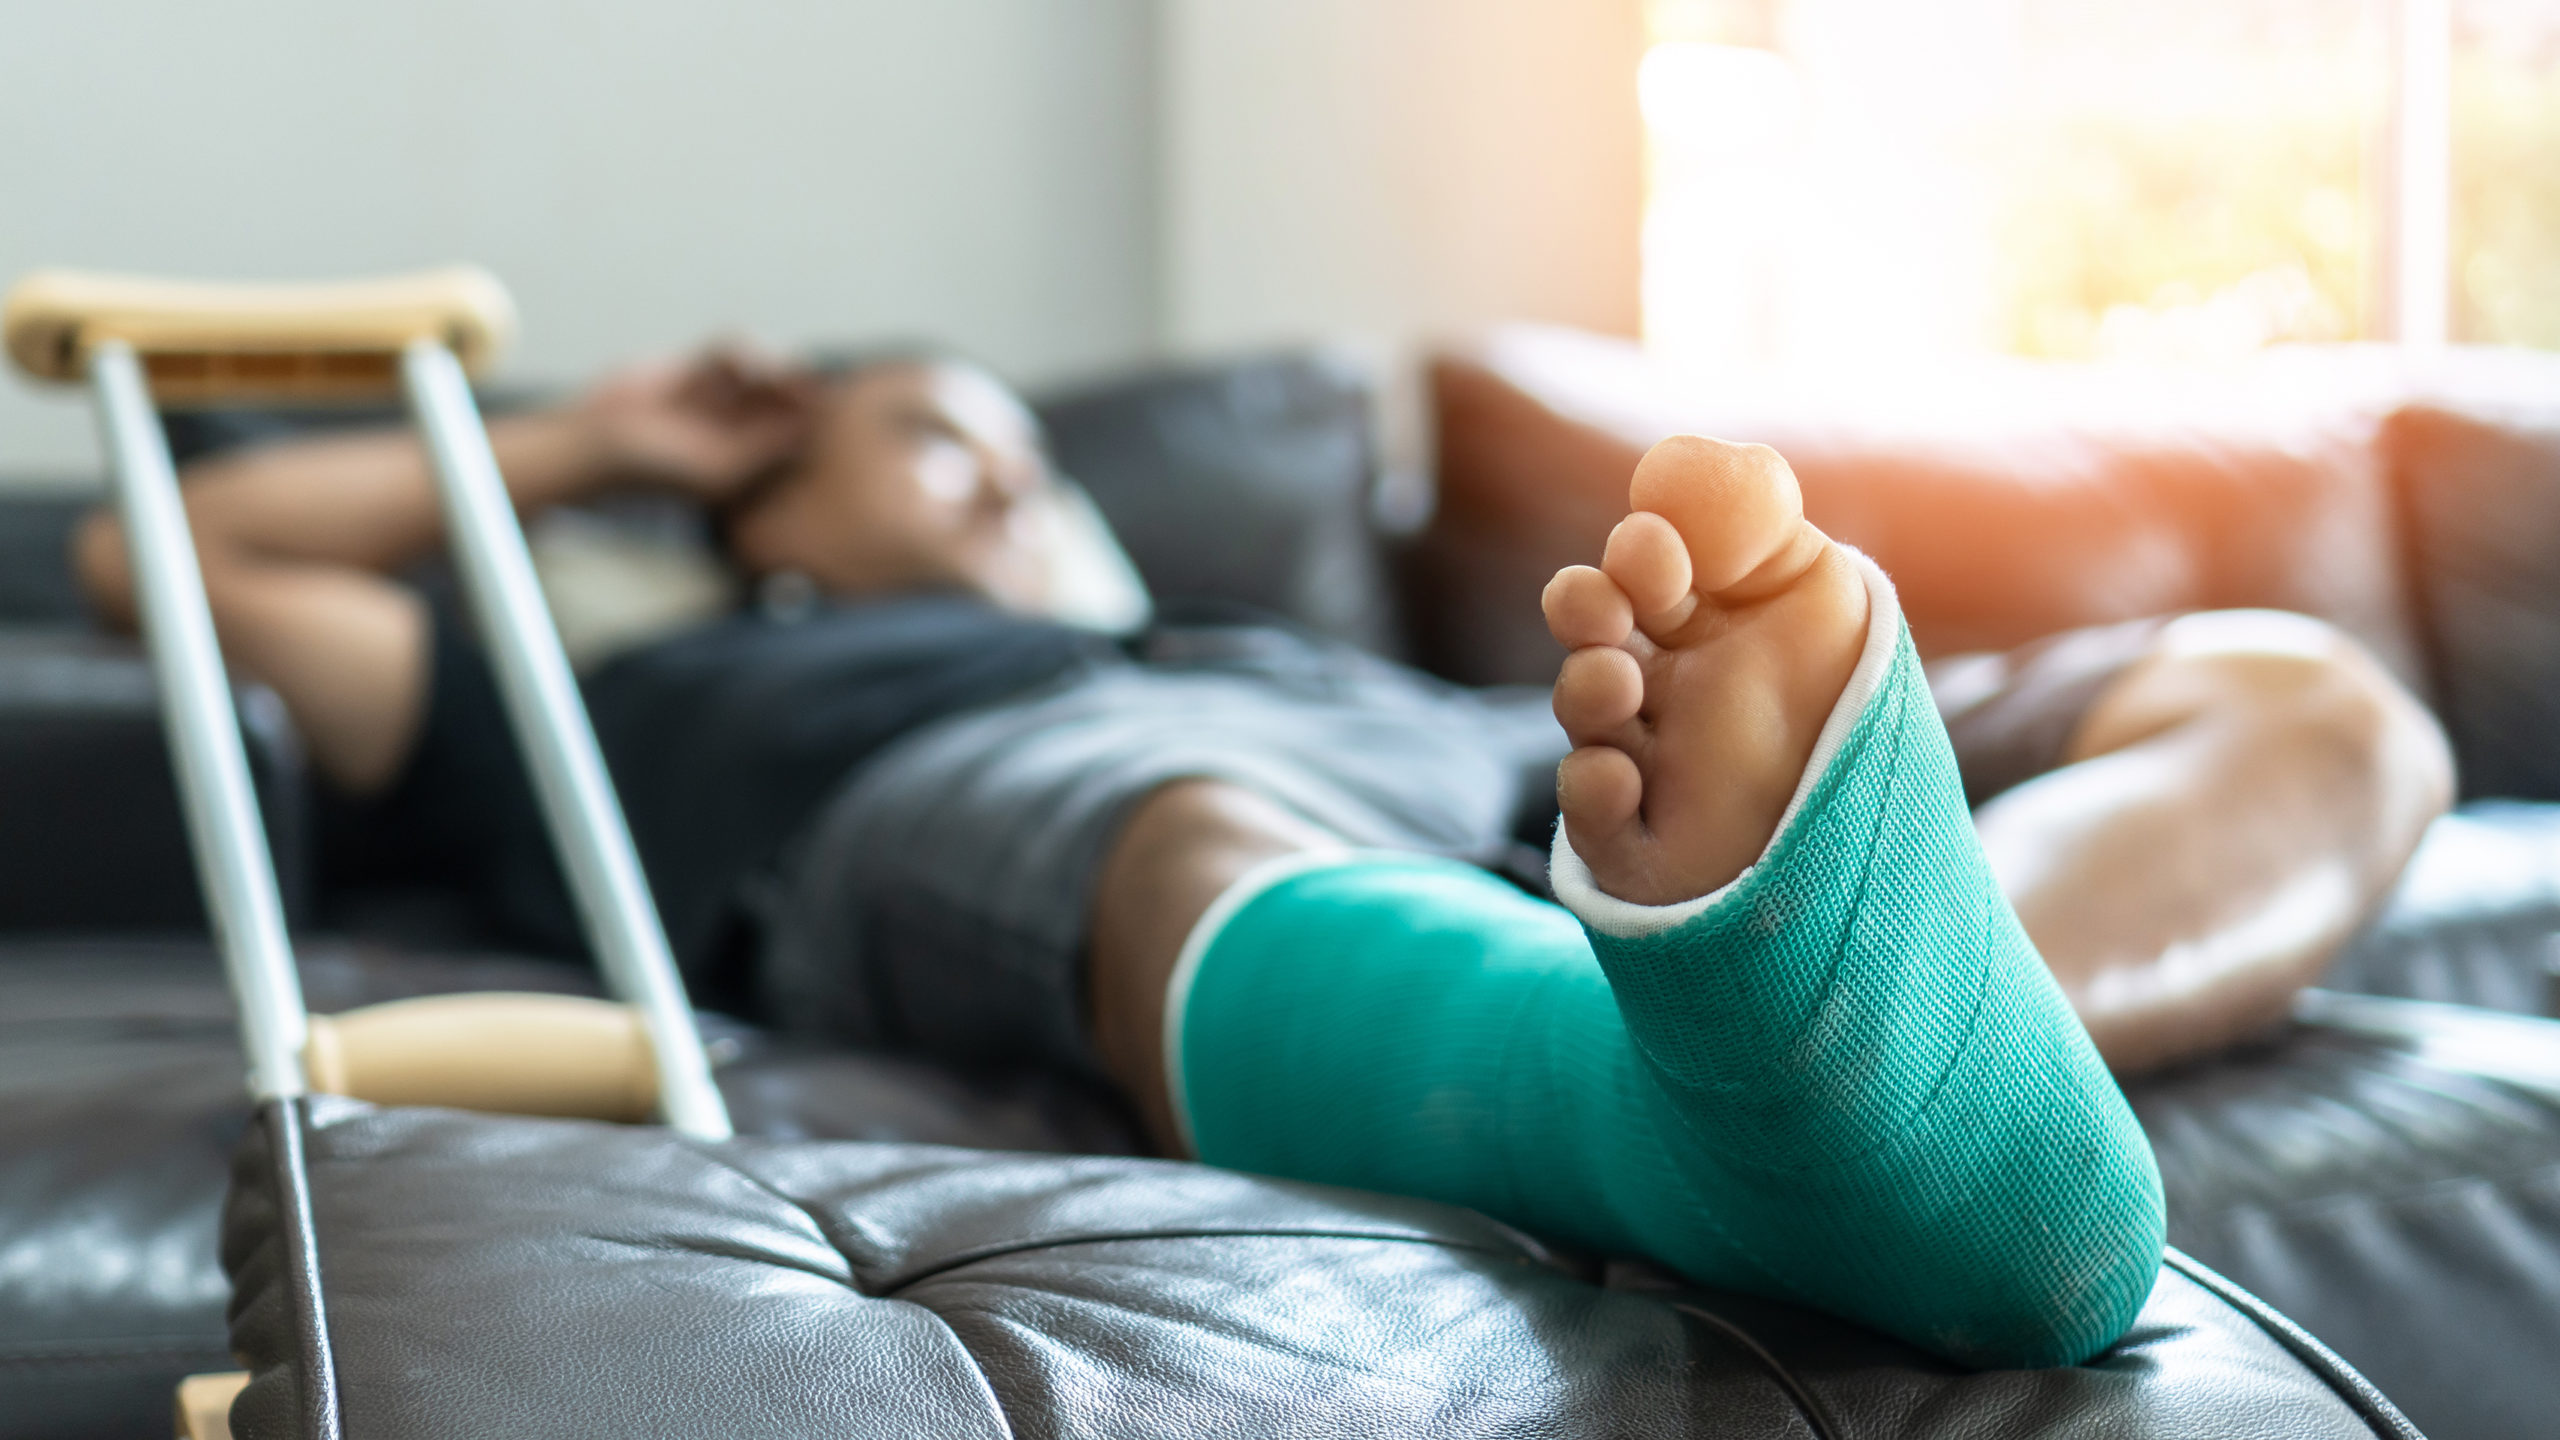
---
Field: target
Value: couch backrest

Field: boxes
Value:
[2385,349,2560,800]
[0,492,96,625]
[1038,349,1402,655]
[1410,327,2428,691]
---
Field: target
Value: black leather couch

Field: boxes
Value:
[5,352,2557,1438]
[224,1093,2417,1440]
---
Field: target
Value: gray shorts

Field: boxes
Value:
[752,628,1565,1074]
[751,617,2170,1076]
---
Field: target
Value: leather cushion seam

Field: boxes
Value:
[879,1228,1554,1297]
[1663,1300,1840,1440]
[675,1139,1022,1440]
[2160,1248,2421,1440]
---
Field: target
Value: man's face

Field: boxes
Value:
[726,360,1053,609]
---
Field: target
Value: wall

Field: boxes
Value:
[0,0,1158,475]
[0,1,1648,479]
[1159,0,1646,354]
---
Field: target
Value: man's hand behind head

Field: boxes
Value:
[576,344,822,504]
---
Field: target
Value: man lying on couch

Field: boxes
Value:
[73,347,2448,1370]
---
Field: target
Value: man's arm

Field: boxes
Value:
[1972,611,2455,1076]
[71,349,814,795]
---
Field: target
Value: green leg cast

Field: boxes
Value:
[1168,589,2165,1370]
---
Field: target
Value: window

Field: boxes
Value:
[1641,0,2560,371]
[2454,0,2560,345]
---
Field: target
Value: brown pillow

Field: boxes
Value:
[1406,328,2422,690]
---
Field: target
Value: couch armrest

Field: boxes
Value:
[0,627,306,933]
[0,491,99,625]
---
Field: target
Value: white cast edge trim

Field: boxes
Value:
[1549,549,1902,940]
[1158,844,1361,1158]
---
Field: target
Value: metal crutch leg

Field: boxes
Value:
[400,339,727,1137]
[88,338,311,1105]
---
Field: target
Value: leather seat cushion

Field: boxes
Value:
[30,815,2560,1440]
[0,941,1132,1440]
[2133,990,2560,1440]
[0,941,605,1440]
[2324,801,2560,1015]
[222,1095,2410,1440]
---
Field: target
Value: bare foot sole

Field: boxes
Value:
[1540,436,1873,905]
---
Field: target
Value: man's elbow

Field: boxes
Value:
[69,508,138,631]
[70,499,271,642]
[2236,619,2454,861]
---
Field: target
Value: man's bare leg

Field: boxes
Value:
[1975,611,2454,1076]
[1089,780,1341,1153]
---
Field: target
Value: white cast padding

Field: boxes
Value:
[1157,845,1361,1156]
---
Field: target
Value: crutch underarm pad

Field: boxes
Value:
[3,267,515,401]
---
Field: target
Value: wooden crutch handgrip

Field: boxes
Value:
[2,266,515,403]
[302,992,659,1123]
[175,1370,250,1440]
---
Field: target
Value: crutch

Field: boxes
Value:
[1,267,732,1140]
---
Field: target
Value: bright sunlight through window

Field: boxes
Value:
[1642,0,2560,375]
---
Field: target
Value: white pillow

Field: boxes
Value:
[1029,475,1153,635]
[528,508,736,671]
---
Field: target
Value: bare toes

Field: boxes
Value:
[1542,565,1634,650]
[1628,436,1806,595]
[1558,745,1643,850]
[1553,646,1643,741]
[1600,512,1693,620]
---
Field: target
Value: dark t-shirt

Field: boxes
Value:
[319,594,1104,981]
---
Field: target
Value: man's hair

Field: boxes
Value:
[706,343,1028,545]
[801,343,964,385]
[798,343,1044,454]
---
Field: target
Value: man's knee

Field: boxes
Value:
[1104,781,1341,895]
[2071,610,2453,820]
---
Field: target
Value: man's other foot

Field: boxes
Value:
[1540,436,1871,906]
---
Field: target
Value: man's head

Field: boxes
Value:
[721,355,1056,611]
